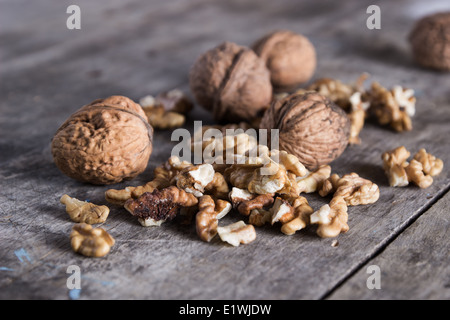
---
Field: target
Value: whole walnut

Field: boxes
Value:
[189,41,272,124]
[409,12,450,71]
[260,92,350,170]
[51,95,153,185]
[252,30,317,91]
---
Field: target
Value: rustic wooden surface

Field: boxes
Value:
[0,0,449,300]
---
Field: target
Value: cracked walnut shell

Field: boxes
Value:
[260,91,350,170]
[252,30,316,91]
[51,95,153,185]
[189,41,272,123]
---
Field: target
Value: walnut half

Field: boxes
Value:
[70,223,115,258]
[60,194,109,224]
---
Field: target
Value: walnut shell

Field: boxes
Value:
[252,30,316,91]
[52,95,153,185]
[409,12,450,71]
[260,92,350,170]
[189,41,272,123]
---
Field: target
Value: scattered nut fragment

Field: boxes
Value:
[228,187,256,208]
[248,208,272,227]
[310,196,349,238]
[280,194,314,235]
[381,146,443,188]
[296,165,331,194]
[320,173,380,206]
[175,164,215,197]
[105,156,192,205]
[382,146,411,187]
[405,160,434,189]
[124,186,198,227]
[413,148,444,177]
[70,223,115,258]
[196,195,232,242]
[140,95,185,130]
[204,172,230,200]
[60,194,109,224]
[155,89,194,114]
[367,82,415,132]
[217,221,257,247]
[270,197,294,225]
[248,160,289,195]
[237,193,275,217]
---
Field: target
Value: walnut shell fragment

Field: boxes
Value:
[189,41,272,123]
[409,12,450,71]
[260,91,350,170]
[252,30,317,91]
[51,95,153,185]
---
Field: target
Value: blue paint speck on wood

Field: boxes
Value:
[69,289,81,300]
[0,267,14,271]
[14,248,33,264]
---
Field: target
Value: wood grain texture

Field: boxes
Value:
[327,192,450,300]
[0,0,449,299]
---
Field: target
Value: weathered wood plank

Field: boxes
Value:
[0,0,449,299]
[327,192,450,300]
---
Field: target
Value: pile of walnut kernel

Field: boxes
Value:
[105,129,381,247]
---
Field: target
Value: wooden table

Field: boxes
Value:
[1,0,449,300]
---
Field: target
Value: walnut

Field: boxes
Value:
[139,94,186,130]
[155,89,194,114]
[248,160,289,195]
[367,82,415,132]
[320,173,380,206]
[217,221,257,247]
[270,197,294,225]
[310,196,349,238]
[70,223,115,258]
[196,195,232,242]
[280,195,314,235]
[305,75,369,111]
[381,147,443,188]
[51,95,153,185]
[413,148,444,177]
[252,30,316,91]
[347,98,366,145]
[60,194,109,224]
[204,172,230,200]
[382,146,411,187]
[237,193,275,216]
[189,41,272,123]
[248,208,272,227]
[405,160,434,189]
[105,156,191,205]
[409,12,450,71]
[296,165,331,193]
[124,186,198,226]
[175,164,215,197]
[228,187,255,207]
[260,91,350,170]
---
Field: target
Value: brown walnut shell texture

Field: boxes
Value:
[260,92,350,170]
[52,96,153,185]
[252,30,316,91]
[189,41,273,123]
[409,12,450,71]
